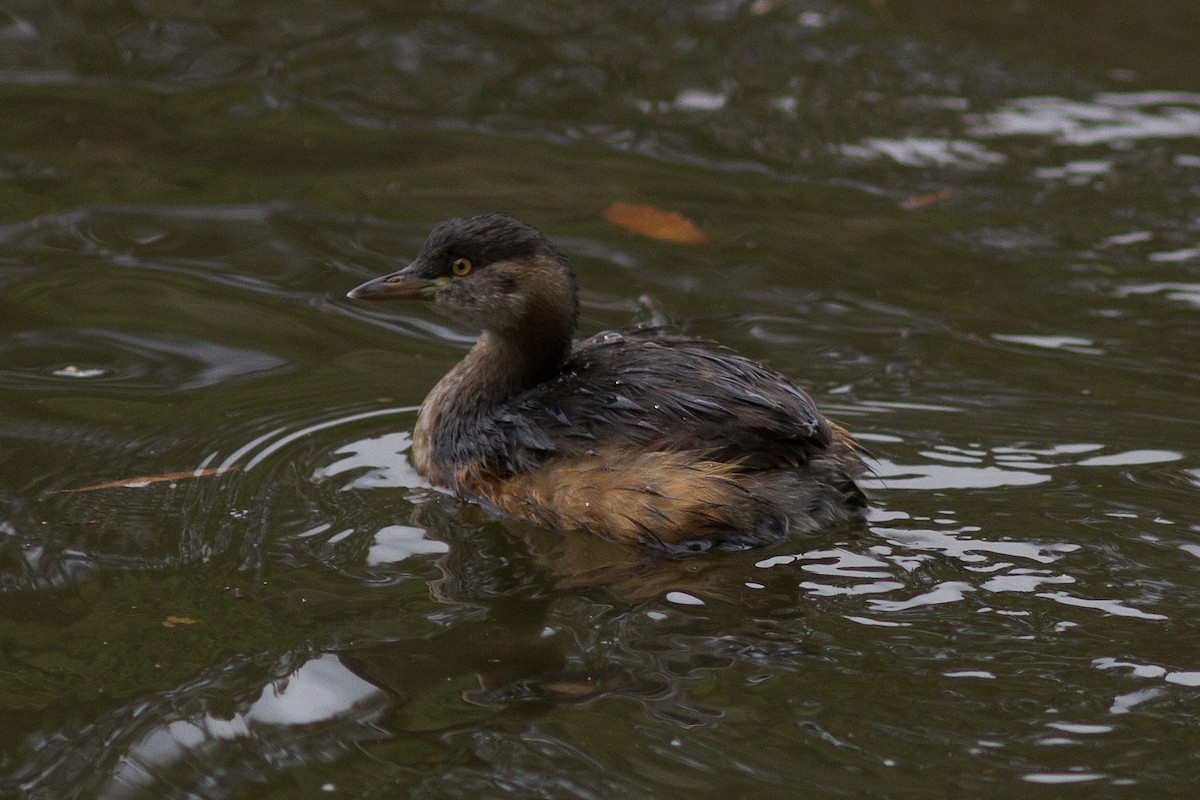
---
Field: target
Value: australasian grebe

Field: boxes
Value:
[348,214,866,555]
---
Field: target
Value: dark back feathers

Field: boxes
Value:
[453,327,834,475]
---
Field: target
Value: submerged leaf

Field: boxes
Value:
[602,203,709,245]
[898,189,952,209]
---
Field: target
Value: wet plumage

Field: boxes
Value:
[348,213,866,555]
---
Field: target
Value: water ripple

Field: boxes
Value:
[0,327,290,393]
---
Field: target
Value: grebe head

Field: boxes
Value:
[348,213,577,337]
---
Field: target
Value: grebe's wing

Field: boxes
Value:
[494,330,834,472]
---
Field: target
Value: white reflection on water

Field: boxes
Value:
[1109,688,1163,715]
[750,475,1179,619]
[246,654,382,726]
[968,92,1200,145]
[864,457,1051,490]
[1094,657,1200,711]
[759,548,891,577]
[1117,281,1200,308]
[980,572,1074,593]
[1033,159,1111,184]
[1104,230,1154,246]
[1073,449,1181,467]
[1165,672,1200,687]
[1047,722,1113,735]
[672,89,727,111]
[366,524,449,565]
[632,88,729,115]
[844,615,907,628]
[1038,592,1167,621]
[864,442,1182,492]
[99,654,386,800]
[991,333,1102,354]
[839,137,1007,168]
[51,364,107,378]
[755,517,1093,615]
[1022,772,1105,785]
[874,524,1079,565]
[868,581,973,612]
[800,580,904,598]
[1094,657,1167,679]
[313,431,428,490]
[665,591,705,606]
[1147,247,1200,263]
[854,431,903,444]
[992,443,1103,456]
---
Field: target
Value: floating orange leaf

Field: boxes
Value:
[44,466,238,494]
[602,203,709,245]
[163,616,199,628]
[898,189,952,210]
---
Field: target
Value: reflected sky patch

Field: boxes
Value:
[366,524,449,565]
[246,654,383,727]
[865,441,1183,493]
[991,333,1102,354]
[313,431,428,491]
[969,92,1200,145]
[98,654,388,800]
[1117,281,1200,308]
[840,137,1007,168]
[864,457,1052,490]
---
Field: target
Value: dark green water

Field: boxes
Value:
[2,2,1199,797]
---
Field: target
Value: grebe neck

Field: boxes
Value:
[413,320,572,484]
[446,325,572,407]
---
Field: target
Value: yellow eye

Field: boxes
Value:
[451,257,473,276]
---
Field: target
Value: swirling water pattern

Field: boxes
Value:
[1,2,1199,798]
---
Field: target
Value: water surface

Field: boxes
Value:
[2,2,1199,798]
